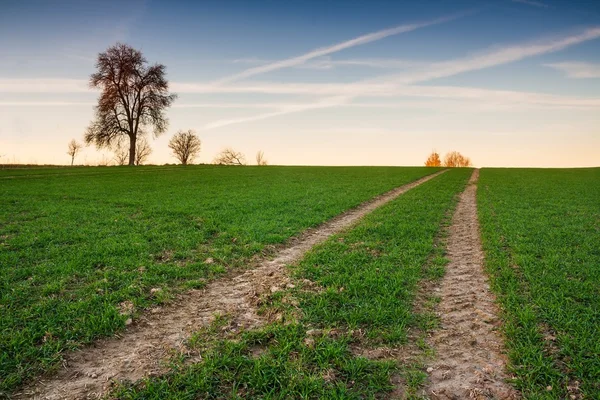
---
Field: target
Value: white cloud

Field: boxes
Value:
[232,56,423,70]
[3,27,600,132]
[212,12,468,85]
[512,0,549,8]
[4,86,598,112]
[0,101,94,106]
[0,79,90,93]
[171,81,392,95]
[384,27,600,85]
[202,26,600,128]
[203,96,351,129]
[544,61,600,78]
[383,85,600,108]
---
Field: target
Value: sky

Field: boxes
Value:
[1,0,599,167]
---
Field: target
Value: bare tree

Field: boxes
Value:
[443,151,472,167]
[168,130,201,165]
[213,148,246,165]
[97,154,112,166]
[256,150,268,166]
[113,138,128,165]
[84,43,176,165]
[67,139,83,166]
[135,137,152,165]
[424,151,441,167]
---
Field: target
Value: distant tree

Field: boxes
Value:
[168,130,201,165]
[135,137,152,165]
[97,155,112,166]
[67,139,83,166]
[113,138,128,165]
[443,151,472,167]
[256,150,268,166]
[84,43,177,165]
[424,151,441,167]
[213,148,246,165]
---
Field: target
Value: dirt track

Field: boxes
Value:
[424,170,519,399]
[15,170,446,400]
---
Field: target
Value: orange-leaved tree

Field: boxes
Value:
[424,151,441,167]
[443,151,472,167]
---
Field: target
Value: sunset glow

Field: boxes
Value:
[1,0,599,167]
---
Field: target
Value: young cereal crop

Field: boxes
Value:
[108,168,472,399]
[0,165,437,394]
[478,168,600,399]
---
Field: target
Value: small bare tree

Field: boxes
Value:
[443,151,472,167]
[135,137,152,165]
[67,139,83,166]
[213,148,246,165]
[97,154,112,166]
[168,130,201,165]
[84,43,176,165]
[113,138,129,165]
[256,150,268,166]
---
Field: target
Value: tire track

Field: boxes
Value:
[424,169,519,399]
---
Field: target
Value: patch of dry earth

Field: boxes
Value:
[424,170,519,400]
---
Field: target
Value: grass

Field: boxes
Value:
[0,165,438,394]
[478,168,600,399]
[109,168,472,399]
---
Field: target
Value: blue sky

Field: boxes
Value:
[1,0,599,166]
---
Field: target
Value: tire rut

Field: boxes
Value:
[424,169,519,400]
[16,170,446,400]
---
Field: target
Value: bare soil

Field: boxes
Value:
[15,170,445,400]
[423,170,519,400]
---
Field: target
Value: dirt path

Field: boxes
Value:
[16,170,446,400]
[424,170,519,399]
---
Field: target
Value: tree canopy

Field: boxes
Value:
[425,151,441,167]
[67,139,82,166]
[443,151,472,167]
[84,43,176,165]
[213,148,246,165]
[168,130,202,165]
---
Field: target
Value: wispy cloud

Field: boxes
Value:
[544,61,600,78]
[512,0,549,8]
[386,27,600,85]
[0,101,94,106]
[203,96,351,129]
[233,56,423,70]
[212,12,469,85]
[11,28,599,96]
[4,27,600,131]
[4,87,598,111]
[202,26,600,128]
[0,79,90,93]
[394,85,600,108]
[171,81,392,95]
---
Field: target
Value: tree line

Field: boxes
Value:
[424,151,472,167]
[65,43,471,169]
[66,43,267,167]
[67,133,267,166]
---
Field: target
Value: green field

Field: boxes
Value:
[478,168,600,399]
[0,165,437,393]
[109,168,472,399]
[3,165,599,399]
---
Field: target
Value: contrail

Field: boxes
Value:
[211,11,473,85]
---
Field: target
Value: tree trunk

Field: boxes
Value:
[128,135,136,166]
[71,155,74,166]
